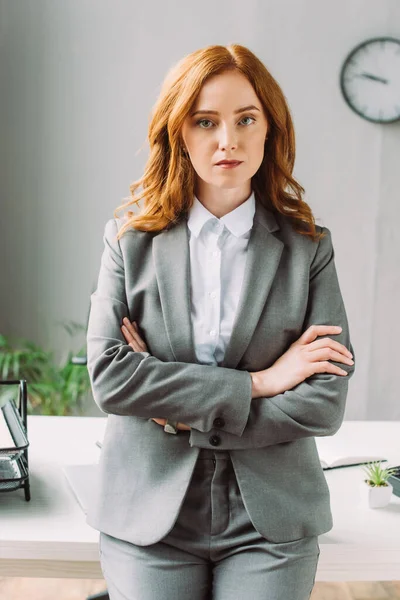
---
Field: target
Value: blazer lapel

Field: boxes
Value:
[153,219,198,364]
[153,200,284,368]
[219,201,283,369]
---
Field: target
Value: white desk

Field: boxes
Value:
[0,417,399,581]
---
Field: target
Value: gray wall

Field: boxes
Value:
[1,0,399,418]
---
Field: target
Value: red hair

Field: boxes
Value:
[115,43,324,243]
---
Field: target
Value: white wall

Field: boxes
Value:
[1,0,399,418]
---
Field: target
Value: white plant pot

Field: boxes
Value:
[365,482,393,508]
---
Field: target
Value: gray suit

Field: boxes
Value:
[85,199,355,547]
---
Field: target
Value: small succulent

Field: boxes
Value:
[362,461,398,487]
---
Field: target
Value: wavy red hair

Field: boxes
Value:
[114,43,324,243]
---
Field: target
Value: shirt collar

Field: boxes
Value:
[187,191,256,238]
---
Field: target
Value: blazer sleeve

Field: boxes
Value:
[189,226,356,450]
[86,218,253,436]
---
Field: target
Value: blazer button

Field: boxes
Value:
[213,417,225,428]
[209,434,221,447]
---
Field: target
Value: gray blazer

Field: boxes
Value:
[85,199,355,546]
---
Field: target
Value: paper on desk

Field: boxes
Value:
[62,464,100,515]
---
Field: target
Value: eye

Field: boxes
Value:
[240,116,256,125]
[196,119,214,129]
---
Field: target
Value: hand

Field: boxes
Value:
[251,325,354,398]
[120,318,191,431]
[121,317,149,353]
[151,417,191,431]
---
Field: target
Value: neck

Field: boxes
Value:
[194,183,253,218]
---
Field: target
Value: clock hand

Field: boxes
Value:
[358,72,389,84]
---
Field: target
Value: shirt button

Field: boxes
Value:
[209,434,221,446]
[209,291,217,299]
[212,250,219,257]
[213,417,225,428]
[209,329,216,337]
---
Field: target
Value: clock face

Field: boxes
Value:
[340,37,400,123]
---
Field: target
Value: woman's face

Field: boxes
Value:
[181,70,269,192]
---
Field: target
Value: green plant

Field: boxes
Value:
[0,321,91,416]
[362,461,398,487]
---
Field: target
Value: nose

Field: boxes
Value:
[218,125,238,151]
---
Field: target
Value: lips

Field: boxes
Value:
[216,160,243,166]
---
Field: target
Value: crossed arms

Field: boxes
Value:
[86,219,355,450]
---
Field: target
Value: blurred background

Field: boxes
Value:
[0,0,399,420]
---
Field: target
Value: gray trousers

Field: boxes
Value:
[99,449,320,599]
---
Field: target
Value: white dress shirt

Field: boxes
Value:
[186,190,256,366]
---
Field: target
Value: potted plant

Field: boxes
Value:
[362,461,398,508]
[0,321,91,416]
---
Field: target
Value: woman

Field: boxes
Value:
[86,43,355,599]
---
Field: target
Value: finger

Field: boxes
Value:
[177,422,191,431]
[313,361,348,376]
[300,325,342,344]
[122,318,143,343]
[121,320,148,351]
[152,418,167,425]
[131,322,148,351]
[121,325,140,349]
[121,325,146,353]
[307,337,352,358]
[307,348,354,366]
[121,324,135,344]
[128,320,148,351]
[150,418,190,431]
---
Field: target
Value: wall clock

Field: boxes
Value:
[340,37,400,123]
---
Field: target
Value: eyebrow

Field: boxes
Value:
[190,104,261,117]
